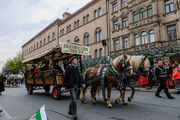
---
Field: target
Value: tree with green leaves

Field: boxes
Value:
[2,53,24,74]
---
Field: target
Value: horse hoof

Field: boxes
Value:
[128,97,131,102]
[115,99,119,104]
[81,99,85,103]
[123,103,128,105]
[107,104,112,108]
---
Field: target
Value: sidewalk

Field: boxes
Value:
[0,106,12,120]
[126,87,178,94]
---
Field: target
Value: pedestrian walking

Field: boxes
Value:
[64,56,85,120]
[155,60,175,99]
[172,63,180,94]
[0,73,6,95]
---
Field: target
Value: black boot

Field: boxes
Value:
[168,96,175,99]
[155,93,162,98]
[0,110,3,113]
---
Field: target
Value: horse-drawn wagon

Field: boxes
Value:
[22,42,90,99]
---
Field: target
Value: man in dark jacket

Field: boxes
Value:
[0,73,6,95]
[155,60,175,99]
[64,56,84,119]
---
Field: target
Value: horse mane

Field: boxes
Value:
[112,55,126,72]
[129,55,150,72]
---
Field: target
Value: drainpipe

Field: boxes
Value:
[106,0,111,56]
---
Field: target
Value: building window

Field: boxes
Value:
[60,29,64,36]
[84,33,90,45]
[83,16,86,24]
[99,48,102,57]
[113,20,119,32]
[139,8,146,20]
[77,20,79,27]
[74,36,80,43]
[149,30,155,43]
[74,21,77,29]
[147,5,153,17]
[167,24,177,40]
[165,0,174,13]
[95,28,102,42]
[141,32,147,44]
[114,39,120,51]
[40,40,42,47]
[112,2,118,13]
[133,12,139,22]
[95,49,98,58]
[123,37,129,49]
[135,34,139,46]
[122,17,128,28]
[121,0,127,9]
[37,42,39,48]
[34,44,36,50]
[98,7,101,16]
[48,36,50,42]
[44,38,46,45]
[94,10,98,18]
[86,14,89,23]
[52,33,55,40]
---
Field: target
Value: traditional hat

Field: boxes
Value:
[69,56,77,62]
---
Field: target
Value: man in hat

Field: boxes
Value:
[155,60,175,99]
[64,56,85,119]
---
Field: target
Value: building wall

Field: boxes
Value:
[22,0,180,61]
[58,0,108,58]
[109,0,180,54]
[22,21,59,60]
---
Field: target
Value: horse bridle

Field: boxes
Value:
[138,56,148,75]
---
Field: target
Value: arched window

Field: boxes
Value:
[133,12,139,22]
[48,36,50,42]
[86,14,89,23]
[77,20,79,27]
[40,40,42,47]
[139,8,146,20]
[83,16,86,24]
[99,48,102,57]
[44,38,46,45]
[74,36,80,43]
[95,49,98,58]
[84,33,90,45]
[34,44,36,50]
[95,28,102,42]
[147,5,153,17]
[98,7,101,16]
[149,30,155,43]
[74,21,77,29]
[135,34,139,46]
[37,42,39,48]
[52,33,55,40]
[141,32,147,44]
[94,10,98,18]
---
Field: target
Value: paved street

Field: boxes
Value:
[0,86,180,120]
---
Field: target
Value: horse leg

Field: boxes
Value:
[106,84,113,108]
[80,86,87,103]
[115,87,122,104]
[91,85,97,104]
[121,87,128,105]
[128,85,135,102]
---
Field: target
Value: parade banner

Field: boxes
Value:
[59,42,90,56]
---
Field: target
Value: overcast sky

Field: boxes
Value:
[0,0,91,71]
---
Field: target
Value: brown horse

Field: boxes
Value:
[115,55,150,105]
[80,55,133,108]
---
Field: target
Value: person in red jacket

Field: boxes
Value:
[172,64,180,94]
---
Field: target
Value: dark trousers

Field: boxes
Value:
[68,85,78,115]
[156,80,171,97]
